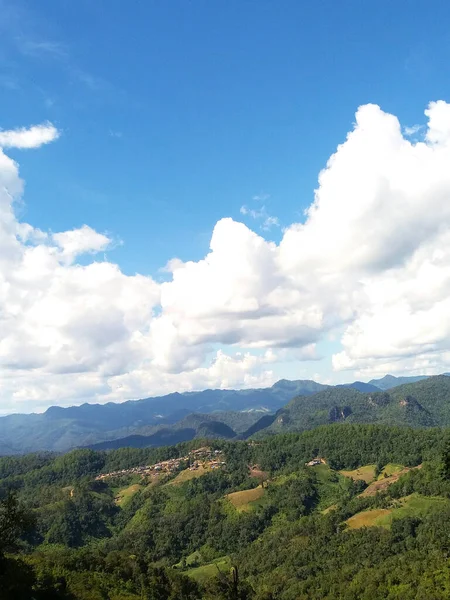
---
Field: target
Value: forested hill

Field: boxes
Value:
[83,375,450,451]
[2,423,450,599]
[251,375,450,437]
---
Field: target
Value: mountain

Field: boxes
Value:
[1,375,447,455]
[254,375,450,437]
[0,379,327,454]
[87,412,254,451]
[368,374,428,390]
[89,376,450,450]
[336,381,381,392]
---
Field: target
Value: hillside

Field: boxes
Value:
[88,412,249,450]
[253,375,450,437]
[2,423,450,599]
[86,376,450,450]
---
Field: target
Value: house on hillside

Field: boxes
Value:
[306,458,323,467]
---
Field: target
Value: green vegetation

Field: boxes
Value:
[255,375,450,438]
[185,556,232,583]
[378,463,404,478]
[114,482,142,506]
[346,493,450,529]
[166,465,210,486]
[340,464,377,483]
[226,486,265,511]
[2,422,450,598]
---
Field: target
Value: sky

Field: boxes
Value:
[1,0,450,414]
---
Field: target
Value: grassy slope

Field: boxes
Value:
[346,508,393,529]
[226,487,265,512]
[346,494,450,529]
[379,463,404,478]
[114,483,142,506]
[360,465,422,497]
[165,465,210,486]
[339,465,376,484]
[184,556,232,583]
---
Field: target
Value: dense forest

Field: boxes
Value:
[2,423,450,599]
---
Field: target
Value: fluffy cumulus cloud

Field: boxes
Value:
[3,103,450,412]
[0,125,279,412]
[155,100,450,381]
[0,122,59,149]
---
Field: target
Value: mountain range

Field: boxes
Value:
[252,374,450,437]
[0,373,447,455]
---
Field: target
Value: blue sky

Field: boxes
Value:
[3,0,449,274]
[2,0,450,411]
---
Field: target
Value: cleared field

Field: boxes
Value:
[360,465,422,497]
[375,494,450,527]
[115,483,142,506]
[166,465,210,486]
[186,556,231,583]
[339,465,376,484]
[378,463,404,479]
[346,494,450,530]
[62,486,75,498]
[346,508,393,529]
[249,466,269,481]
[226,486,265,511]
[360,468,409,497]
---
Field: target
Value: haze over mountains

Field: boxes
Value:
[0,373,447,455]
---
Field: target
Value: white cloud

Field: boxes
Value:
[52,225,112,264]
[0,122,59,149]
[107,349,278,402]
[262,216,279,230]
[3,102,450,412]
[0,130,278,412]
[155,101,450,384]
[240,200,280,231]
[404,124,423,136]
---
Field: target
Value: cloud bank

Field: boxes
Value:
[2,102,450,412]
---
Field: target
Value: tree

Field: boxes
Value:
[204,566,254,600]
[0,493,35,554]
[0,494,73,599]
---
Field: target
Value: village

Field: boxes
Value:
[95,446,226,481]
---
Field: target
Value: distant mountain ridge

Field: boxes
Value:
[367,374,429,390]
[0,373,448,454]
[249,375,450,438]
[0,379,328,454]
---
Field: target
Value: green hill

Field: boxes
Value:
[89,376,450,450]
[2,423,450,598]
[255,375,450,436]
